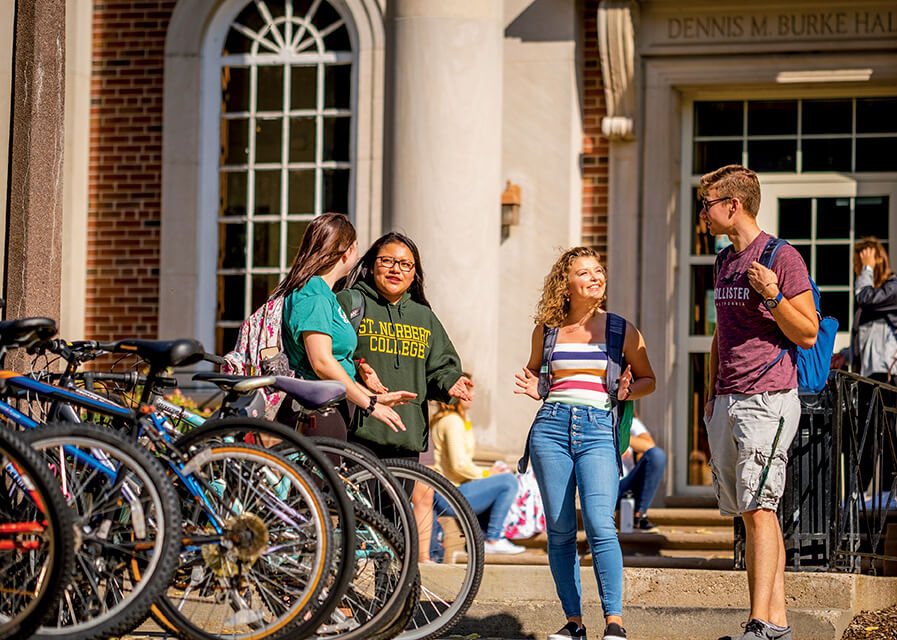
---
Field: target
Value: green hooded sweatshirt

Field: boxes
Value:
[336,280,463,453]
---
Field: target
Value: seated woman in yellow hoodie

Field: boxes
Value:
[431,377,525,555]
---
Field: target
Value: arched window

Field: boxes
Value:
[215,0,354,353]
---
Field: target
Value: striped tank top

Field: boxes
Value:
[544,342,612,410]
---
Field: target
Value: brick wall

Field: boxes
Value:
[581,0,609,258]
[86,1,176,340]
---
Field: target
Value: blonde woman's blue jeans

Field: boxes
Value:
[529,402,623,618]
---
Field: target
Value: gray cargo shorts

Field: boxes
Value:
[704,389,800,516]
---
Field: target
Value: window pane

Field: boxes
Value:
[815,244,850,286]
[325,64,351,109]
[855,196,889,239]
[816,197,851,239]
[324,24,352,52]
[802,138,851,172]
[694,101,742,137]
[748,139,796,172]
[323,170,349,214]
[290,66,316,110]
[693,140,742,174]
[251,274,280,310]
[856,137,897,172]
[778,198,811,240]
[216,326,240,357]
[223,29,252,55]
[792,243,811,270]
[856,98,897,134]
[802,99,851,135]
[821,290,850,333]
[255,117,282,163]
[222,119,249,165]
[290,117,315,162]
[218,275,245,321]
[323,117,350,162]
[288,170,315,214]
[234,2,265,32]
[748,101,797,135]
[220,172,246,217]
[253,222,280,268]
[254,170,281,216]
[287,220,311,256]
[688,352,713,486]
[219,223,246,269]
[690,265,716,336]
[257,65,284,112]
[222,67,250,113]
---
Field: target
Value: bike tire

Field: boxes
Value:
[0,427,75,640]
[21,422,181,640]
[383,458,484,640]
[165,417,355,639]
[153,442,333,640]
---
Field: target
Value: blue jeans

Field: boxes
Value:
[433,473,518,541]
[618,446,667,516]
[529,402,623,618]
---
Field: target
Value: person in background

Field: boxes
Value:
[515,246,657,640]
[431,374,526,555]
[831,237,897,490]
[275,213,416,438]
[618,415,666,532]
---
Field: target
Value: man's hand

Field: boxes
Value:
[704,397,715,422]
[358,361,388,393]
[747,261,778,297]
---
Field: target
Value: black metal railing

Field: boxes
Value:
[734,371,897,574]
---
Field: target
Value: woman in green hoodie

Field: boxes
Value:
[337,232,473,460]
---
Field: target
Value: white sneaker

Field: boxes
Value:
[483,538,526,555]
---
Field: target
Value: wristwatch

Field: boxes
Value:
[763,290,783,310]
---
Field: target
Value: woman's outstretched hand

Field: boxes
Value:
[617,364,633,401]
[371,403,407,432]
[358,361,388,393]
[514,367,540,400]
[376,390,417,407]
[448,375,474,402]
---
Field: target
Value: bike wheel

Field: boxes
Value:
[169,417,355,638]
[153,442,334,640]
[383,458,484,640]
[21,422,181,640]
[0,427,75,640]
[309,438,419,640]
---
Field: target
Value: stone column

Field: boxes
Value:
[4,0,66,342]
[384,0,503,429]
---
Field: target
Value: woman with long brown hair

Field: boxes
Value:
[275,213,415,435]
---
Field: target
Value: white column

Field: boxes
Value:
[385,0,503,429]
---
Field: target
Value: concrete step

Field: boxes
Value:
[514,525,734,554]
[433,565,897,640]
[640,507,732,527]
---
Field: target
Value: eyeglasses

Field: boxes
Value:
[700,196,731,211]
[376,256,415,273]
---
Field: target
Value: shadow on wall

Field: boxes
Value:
[451,612,538,639]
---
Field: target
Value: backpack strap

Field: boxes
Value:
[757,237,786,270]
[604,313,626,401]
[346,288,366,333]
[537,325,559,399]
[713,244,734,284]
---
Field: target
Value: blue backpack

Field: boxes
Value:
[754,238,839,393]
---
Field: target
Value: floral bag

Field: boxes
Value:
[502,469,546,540]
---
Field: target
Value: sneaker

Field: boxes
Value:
[548,621,587,640]
[765,623,792,640]
[483,538,526,555]
[603,622,626,640]
[635,516,658,531]
[718,619,768,640]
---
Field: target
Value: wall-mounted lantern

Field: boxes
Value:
[501,180,521,239]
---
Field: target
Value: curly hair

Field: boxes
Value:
[534,247,605,327]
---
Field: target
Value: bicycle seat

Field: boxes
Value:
[192,372,276,393]
[272,376,346,410]
[111,338,205,368]
[0,317,57,349]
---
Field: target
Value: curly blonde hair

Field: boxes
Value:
[535,247,605,327]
